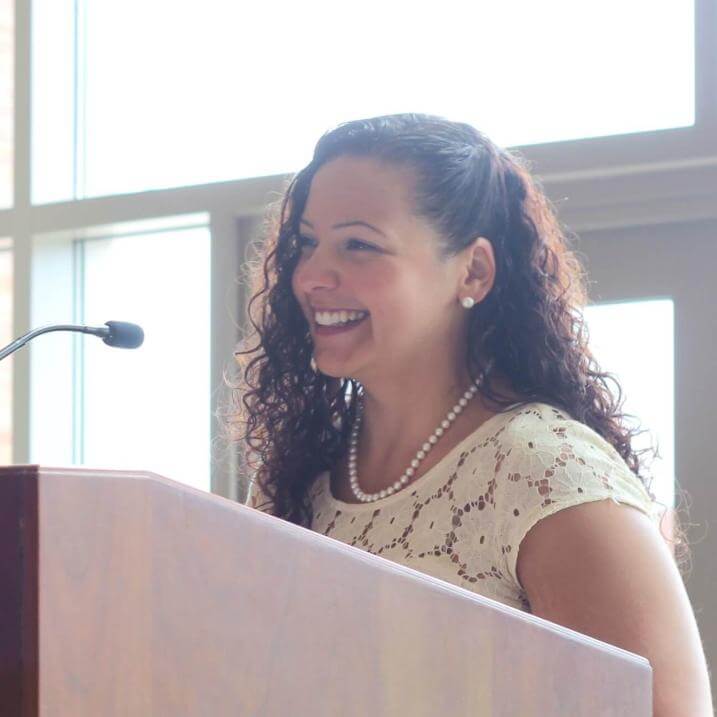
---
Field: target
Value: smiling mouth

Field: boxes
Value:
[313,313,369,333]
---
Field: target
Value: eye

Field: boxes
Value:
[346,238,378,252]
[295,235,379,253]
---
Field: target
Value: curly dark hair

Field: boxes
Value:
[224,113,681,561]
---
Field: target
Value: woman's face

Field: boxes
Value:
[291,155,469,384]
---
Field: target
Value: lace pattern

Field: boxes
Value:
[246,402,658,612]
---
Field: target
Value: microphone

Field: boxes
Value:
[100,321,145,349]
[0,321,145,361]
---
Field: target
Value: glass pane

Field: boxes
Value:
[0,239,12,463]
[584,299,674,511]
[71,0,694,198]
[81,225,211,491]
[0,0,13,208]
[31,0,75,204]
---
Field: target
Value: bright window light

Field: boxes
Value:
[80,225,211,491]
[32,0,694,201]
[31,0,75,204]
[0,0,13,208]
[584,299,675,511]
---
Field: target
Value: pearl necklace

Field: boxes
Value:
[348,377,483,503]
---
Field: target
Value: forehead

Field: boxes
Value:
[302,155,417,227]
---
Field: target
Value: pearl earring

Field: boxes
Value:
[310,355,318,372]
[461,296,476,309]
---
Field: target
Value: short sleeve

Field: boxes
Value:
[493,410,659,591]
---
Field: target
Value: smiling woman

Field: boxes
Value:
[226,113,713,715]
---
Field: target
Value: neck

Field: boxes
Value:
[358,378,470,450]
[336,361,522,499]
[352,353,493,471]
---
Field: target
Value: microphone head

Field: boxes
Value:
[102,321,144,349]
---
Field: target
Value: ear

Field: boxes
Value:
[459,237,496,302]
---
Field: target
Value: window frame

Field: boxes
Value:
[0,0,715,500]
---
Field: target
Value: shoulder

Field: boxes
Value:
[490,400,614,451]
[487,402,659,583]
[492,401,653,503]
[510,428,713,713]
[454,400,635,494]
[517,494,712,714]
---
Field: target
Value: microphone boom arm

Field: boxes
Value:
[0,322,143,361]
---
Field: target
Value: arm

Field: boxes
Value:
[517,499,713,716]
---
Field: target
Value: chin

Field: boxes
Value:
[316,364,353,380]
[314,355,364,381]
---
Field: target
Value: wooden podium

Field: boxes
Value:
[0,465,652,716]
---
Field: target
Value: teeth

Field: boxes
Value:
[315,309,368,326]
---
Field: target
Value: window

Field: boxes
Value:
[0,0,13,208]
[31,0,695,201]
[30,219,211,491]
[584,299,675,510]
[4,0,711,509]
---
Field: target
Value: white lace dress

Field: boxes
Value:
[246,402,660,612]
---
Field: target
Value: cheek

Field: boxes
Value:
[290,264,306,305]
[359,264,405,313]
[360,264,392,295]
[362,265,434,327]
[373,267,458,344]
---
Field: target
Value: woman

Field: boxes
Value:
[231,114,713,714]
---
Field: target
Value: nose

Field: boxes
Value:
[293,246,340,293]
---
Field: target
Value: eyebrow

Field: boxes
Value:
[299,218,388,238]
